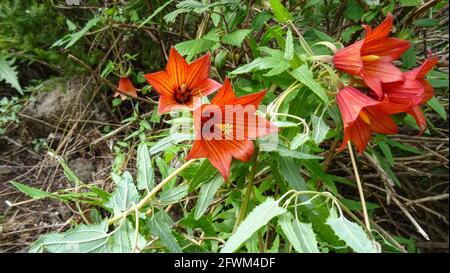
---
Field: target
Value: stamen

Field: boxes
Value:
[217,123,233,136]
[180,84,187,93]
[361,55,380,62]
[359,110,371,125]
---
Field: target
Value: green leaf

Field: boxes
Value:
[413,18,439,28]
[106,172,140,212]
[290,133,309,150]
[148,211,182,253]
[279,212,320,253]
[284,29,294,60]
[52,17,100,49]
[0,55,22,94]
[231,57,280,74]
[263,61,290,77]
[194,173,224,219]
[136,143,155,192]
[10,181,52,200]
[427,96,447,121]
[222,29,252,47]
[175,39,218,62]
[311,114,330,144]
[290,65,329,103]
[276,145,322,160]
[401,42,416,69]
[149,133,192,155]
[188,159,218,192]
[326,215,377,253]
[269,0,291,23]
[30,221,110,253]
[138,0,174,27]
[340,25,363,43]
[158,184,189,205]
[109,220,146,253]
[378,141,394,166]
[276,156,307,191]
[344,0,364,22]
[221,198,286,253]
[399,0,422,6]
[251,11,272,31]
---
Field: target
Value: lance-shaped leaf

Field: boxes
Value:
[279,212,320,253]
[106,172,140,212]
[136,143,155,192]
[326,215,377,253]
[221,198,286,253]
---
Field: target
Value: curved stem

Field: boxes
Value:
[108,159,196,225]
[233,147,259,231]
[347,142,371,232]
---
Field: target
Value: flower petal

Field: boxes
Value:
[406,105,427,135]
[362,38,410,61]
[157,94,183,114]
[333,41,363,75]
[191,78,222,97]
[365,108,398,135]
[203,139,233,181]
[186,52,211,88]
[336,86,379,125]
[211,78,237,105]
[363,13,393,44]
[144,71,174,96]
[166,47,188,87]
[381,79,424,114]
[186,140,209,160]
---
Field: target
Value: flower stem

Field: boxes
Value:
[347,142,371,232]
[233,148,259,232]
[107,159,196,226]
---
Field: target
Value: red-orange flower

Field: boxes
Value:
[333,14,410,99]
[337,86,397,153]
[381,55,438,133]
[144,47,221,114]
[114,76,138,100]
[186,78,278,180]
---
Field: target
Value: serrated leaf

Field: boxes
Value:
[279,212,320,253]
[290,65,329,103]
[149,133,192,155]
[30,221,110,253]
[52,17,100,49]
[106,172,140,212]
[290,133,309,150]
[221,198,286,253]
[188,159,218,192]
[158,184,189,205]
[10,181,52,200]
[413,18,439,28]
[399,0,422,6]
[0,55,22,94]
[311,114,330,144]
[284,29,294,60]
[427,96,447,121]
[194,173,224,219]
[136,143,154,192]
[148,211,182,253]
[326,215,377,253]
[231,57,280,74]
[276,156,307,191]
[222,29,252,47]
[269,0,291,23]
[109,220,146,253]
[263,61,290,77]
[276,145,322,160]
[139,0,174,27]
[175,39,218,62]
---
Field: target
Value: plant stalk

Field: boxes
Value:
[233,148,259,231]
[347,142,371,232]
[107,159,196,225]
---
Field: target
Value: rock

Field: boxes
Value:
[21,77,99,137]
[67,158,95,182]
